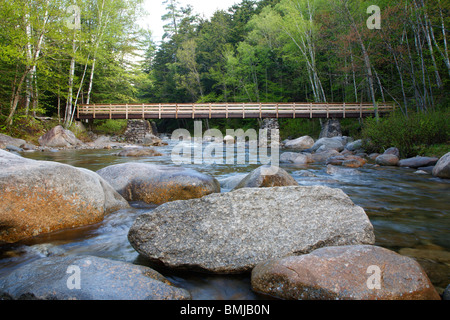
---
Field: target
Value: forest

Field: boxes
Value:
[0,0,449,155]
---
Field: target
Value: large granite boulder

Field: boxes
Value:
[251,245,440,300]
[0,150,129,243]
[97,163,220,205]
[128,186,375,274]
[0,255,190,300]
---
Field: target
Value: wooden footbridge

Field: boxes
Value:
[77,102,395,120]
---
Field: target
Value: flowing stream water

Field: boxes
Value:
[0,139,449,299]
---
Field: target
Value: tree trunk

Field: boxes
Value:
[6,5,48,125]
[340,1,377,119]
[418,0,442,88]
[86,57,96,105]
[350,49,358,102]
[65,37,76,127]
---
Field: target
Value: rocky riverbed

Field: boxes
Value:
[0,128,449,300]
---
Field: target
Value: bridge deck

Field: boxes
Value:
[77,102,395,120]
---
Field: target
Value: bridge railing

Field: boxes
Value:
[77,102,395,120]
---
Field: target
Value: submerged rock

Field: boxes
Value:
[117,147,162,157]
[326,164,361,176]
[233,165,299,190]
[251,245,440,300]
[0,150,129,243]
[326,155,367,168]
[0,255,190,300]
[128,186,375,274]
[97,162,220,205]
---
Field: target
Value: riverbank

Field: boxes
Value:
[1,120,449,178]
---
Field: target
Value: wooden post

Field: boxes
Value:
[276,104,279,118]
[176,104,179,119]
[259,103,262,119]
[226,103,228,119]
[310,103,312,118]
[360,101,363,118]
[326,103,329,118]
[293,103,296,119]
[142,104,145,119]
[209,103,212,119]
[192,104,195,119]
[343,102,346,119]
[159,104,162,119]
[242,103,245,119]
[109,104,112,119]
[93,104,96,119]
[125,104,128,120]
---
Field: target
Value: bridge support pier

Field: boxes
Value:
[259,118,280,147]
[319,119,342,139]
[123,120,158,144]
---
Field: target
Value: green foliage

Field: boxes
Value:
[340,119,364,139]
[92,119,128,135]
[0,114,59,144]
[0,0,146,127]
[361,110,450,158]
[278,119,322,140]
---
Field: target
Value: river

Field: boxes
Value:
[0,139,449,299]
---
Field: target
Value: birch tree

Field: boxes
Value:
[5,0,50,126]
[336,0,378,119]
[277,0,327,103]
